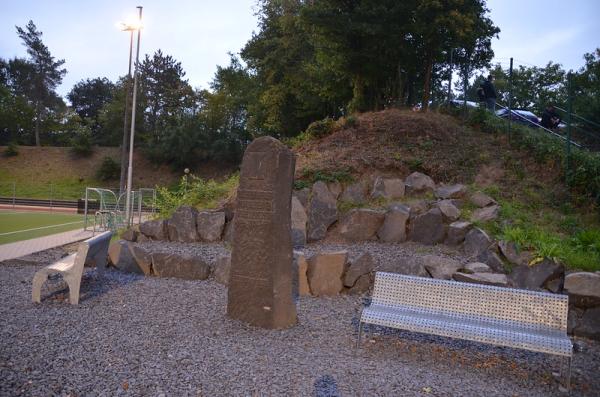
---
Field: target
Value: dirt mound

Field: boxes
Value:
[295,108,512,184]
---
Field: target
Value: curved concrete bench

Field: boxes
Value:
[32,231,112,305]
[358,272,573,390]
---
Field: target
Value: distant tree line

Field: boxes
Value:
[1,2,599,168]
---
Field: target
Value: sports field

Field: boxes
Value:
[0,211,84,245]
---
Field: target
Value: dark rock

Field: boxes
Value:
[121,229,137,242]
[348,273,373,295]
[435,200,461,222]
[462,262,492,273]
[498,240,531,266]
[470,191,497,208]
[213,253,231,285]
[477,249,506,273]
[327,181,342,199]
[339,209,385,242]
[395,257,430,277]
[408,200,429,218]
[453,272,509,287]
[108,240,140,274]
[422,255,462,280]
[405,172,435,194]
[371,177,405,200]
[307,181,338,242]
[577,307,600,340]
[152,252,211,280]
[197,211,225,242]
[307,251,348,296]
[509,258,564,291]
[408,208,445,245]
[343,252,374,287]
[564,272,600,308]
[167,206,198,242]
[227,136,297,329]
[293,188,310,210]
[223,219,234,244]
[339,182,367,204]
[139,219,168,241]
[291,196,307,247]
[464,228,492,257]
[446,221,472,246]
[471,205,500,223]
[434,184,467,199]
[377,203,410,243]
[129,244,152,275]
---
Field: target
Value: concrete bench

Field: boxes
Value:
[31,231,112,305]
[358,272,573,389]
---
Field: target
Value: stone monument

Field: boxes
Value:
[227,136,297,328]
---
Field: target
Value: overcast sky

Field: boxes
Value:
[1,0,599,99]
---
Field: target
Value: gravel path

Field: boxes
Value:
[1,256,599,396]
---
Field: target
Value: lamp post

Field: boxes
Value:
[118,21,135,197]
[124,6,143,225]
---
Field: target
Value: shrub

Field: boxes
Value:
[70,126,93,156]
[3,142,18,157]
[96,157,121,181]
[155,173,239,218]
[305,118,335,138]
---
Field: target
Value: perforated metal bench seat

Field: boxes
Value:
[358,272,573,389]
[362,304,572,356]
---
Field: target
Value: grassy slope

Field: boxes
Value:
[0,211,84,244]
[294,109,600,271]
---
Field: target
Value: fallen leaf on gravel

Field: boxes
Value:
[422,386,432,393]
[122,381,129,390]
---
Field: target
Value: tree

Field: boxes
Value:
[67,77,115,143]
[138,50,198,143]
[572,48,600,127]
[15,20,67,146]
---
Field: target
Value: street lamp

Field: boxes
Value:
[117,20,136,197]
[122,6,143,226]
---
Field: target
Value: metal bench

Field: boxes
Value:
[31,231,113,305]
[357,272,573,389]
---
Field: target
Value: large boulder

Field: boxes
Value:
[327,181,343,199]
[471,205,500,223]
[470,192,497,208]
[435,200,461,222]
[307,251,348,296]
[167,206,199,242]
[213,253,231,285]
[339,209,385,242]
[434,184,467,200]
[291,196,308,247]
[347,274,373,295]
[463,228,493,257]
[371,177,405,200]
[574,307,600,340]
[477,249,506,273]
[108,240,140,274]
[445,221,472,246]
[294,252,310,296]
[339,182,367,204]
[152,252,211,280]
[196,211,225,242]
[405,172,435,195]
[453,272,509,287]
[509,258,564,291]
[408,208,445,245]
[223,219,234,244]
[343,252,374,287]
[129,244,152,275]
[293,188,310,210]
[498,240,531,266]
[307,181,338,242]
[564,272,600,308]
[139,219,168,241]
[377,203,410,243]
[389,257,430,277]
[461,262,492,273]
[422,255,463,280]
[121,228,137,242]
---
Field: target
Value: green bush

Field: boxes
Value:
[305,118,335,138]
[155,174,239,218]
[70,126,93,156]
[96,157,121,181]
[3,142,18,157]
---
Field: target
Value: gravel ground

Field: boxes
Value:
[1,243,599,396]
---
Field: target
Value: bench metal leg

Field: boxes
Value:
[564,356,572,392]
[356,321,363,350]
[63,273,81,305]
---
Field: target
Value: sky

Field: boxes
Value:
[1,0,599,100]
